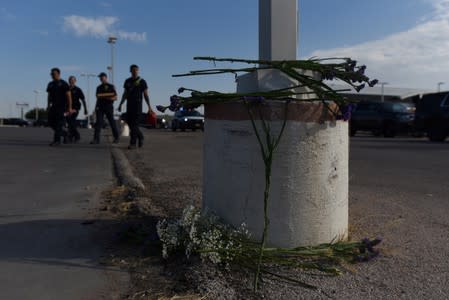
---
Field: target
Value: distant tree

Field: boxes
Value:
[25,108,48,120]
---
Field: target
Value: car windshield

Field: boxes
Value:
[179,111,202,117]
[390,103,409,113]
[355,103,379,112]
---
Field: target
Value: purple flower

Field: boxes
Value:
[156,105,167,113]
[337,104,354,121]
[345,59,357,72]
[356,250,379,262]
[243,96,265,103]
[369,79,379,87]
[357,65,367,75]
[322,71,337,81]
[354,84,366,93]
[178,87,186,94]
[169,95,180,111]
[358,237,382,256]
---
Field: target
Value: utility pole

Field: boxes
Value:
[380,82,389,103]
[80,73,96,128]
[33,90,40,121]
[107,36,117,85]
[16,102,29,119]
[80,73,96,110]
[437,82,445,92]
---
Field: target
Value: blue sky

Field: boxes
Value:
[0,0,447,117]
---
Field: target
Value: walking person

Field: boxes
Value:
[46,68,73,146]
[67,76,88,143]
[90,72,119,144]
[118,64,152,149]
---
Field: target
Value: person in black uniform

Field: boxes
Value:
[118,64,152,149]
[91,72,119,144]
[67,76,88,143]
[46,68,73,146]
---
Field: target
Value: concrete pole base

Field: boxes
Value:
[202,101,349,248]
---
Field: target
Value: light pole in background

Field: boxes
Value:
[107,36,117,85]
[107,66,113,79]
[80,73,96,128]
[437,82,445,92]
[380,82,389,103]
[33,90,40,121]
[16,102,29,119]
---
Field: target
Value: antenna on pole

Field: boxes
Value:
[16,102,29,119]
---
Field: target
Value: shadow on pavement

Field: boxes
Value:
[0,218,130,272]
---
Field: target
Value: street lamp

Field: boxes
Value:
[107,36,117,85]
[107,66,113,79]
[33,90,41,121]
[80,73,96,127]
[380,82,389,103]
[438,82,445,92]
[16,102,29,119]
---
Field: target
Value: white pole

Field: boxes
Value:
[108,36,117,85]
[81,73,96,128]
[111,43,114,85]
[259,0,298,61]
[33,90,39,121]
[381,82,388,103]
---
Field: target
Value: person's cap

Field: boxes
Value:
[98,72,107,78]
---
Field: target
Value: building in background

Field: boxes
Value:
[330,84,432,104]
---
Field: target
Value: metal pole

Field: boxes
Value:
[16,102,29,119]
[380,82,388,103]
[111,42,114,85]
[81,73,96,127]
[438,82,445,92]
[33,90,39,121]
[107,36,117,85]
[34,93,38,120]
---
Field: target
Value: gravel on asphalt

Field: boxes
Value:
[122,130,449,300]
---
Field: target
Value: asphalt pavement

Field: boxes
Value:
[0,127,127,300]
[124,130,449,299]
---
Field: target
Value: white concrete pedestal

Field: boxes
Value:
[202,101,349,248]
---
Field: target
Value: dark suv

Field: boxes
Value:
[171,110,204,132]
[2,118,30,127]
[350,101,415,137]
[414,92,449,142]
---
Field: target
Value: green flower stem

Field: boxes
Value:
[245,101,289,291]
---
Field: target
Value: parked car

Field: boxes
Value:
[414,92,449,142]
[120,113,168,129]
[76,119,88,128]
[33,119,49,127]
[171,109,204,132]
[350,101,415,137]
[2,118,30,127]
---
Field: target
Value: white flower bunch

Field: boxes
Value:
[156,218,182,259]
[156,206,250,265]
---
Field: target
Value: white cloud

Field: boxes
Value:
[0,8,16,21]
[308,0,449,89]
[60,65,84,72]
[63,15,146,42]
[33,30,49,36]
[99,2,112,8]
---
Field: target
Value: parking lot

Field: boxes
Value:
[1,126,448,298]
[125,129,449,299]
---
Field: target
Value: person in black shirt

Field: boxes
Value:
[46,68,73,146]
[91,73,119,144]
[118,64,152,149]
[67,76,88,143]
